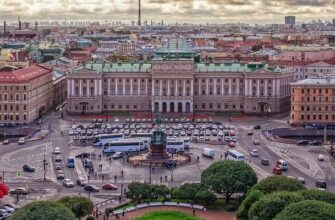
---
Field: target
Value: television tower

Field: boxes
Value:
[138,0,141,26]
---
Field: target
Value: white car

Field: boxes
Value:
[253,139,260,145]
[114,118,120,123]
[54,147,61,154]
[318,154,324,161]
[18,137,26,145]
[63,179,74,187]
[250,149,259,157]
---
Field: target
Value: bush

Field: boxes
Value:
[237,189,264,218]
[275,200,335,220]
[298,189,335,205]
[248,192,304,220]
[58,196,94,219]
[250,176,305,194]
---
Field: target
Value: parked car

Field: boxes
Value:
[9,188,29,195]
[297,140,309,146]
[56,171,65,179]
[55,155,62,162]
[84,185,99,192]
[2,205,15,213]
[318,154,325,161]
[315,180,327,189]
[310,140,322,146]
[2,139,9,145]
[261,159,269,166]
[247,130,253,135]
[63,179,74,187]
[113,152,124,159]
[23,165,35,172]
[54,147,61,154]
[228,142,236,148]
[253,139,260,145]
[102,183,118,190]
[250,149,259,157]
[18,137,26,145]
[253,125,261,130]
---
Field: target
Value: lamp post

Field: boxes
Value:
[43,155,48,181]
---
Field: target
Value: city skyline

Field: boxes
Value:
[1,0,335,24]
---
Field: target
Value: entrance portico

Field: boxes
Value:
[152,101,193,113]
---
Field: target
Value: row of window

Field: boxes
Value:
[0,86,27,91]
[292,114,335,121]
[0,114,26,121]
[293,88,334,94]
[293,105,335,112]
[292,96,332,102]
[0,104,27,111]
[0,94,27,102]
[194,103,243,110]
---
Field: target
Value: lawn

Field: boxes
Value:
[134,211,201,220]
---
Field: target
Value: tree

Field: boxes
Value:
[237,189,264,219]
[250,176,305,194]
[172,183,201,202]
[274,200,335,220]
[194,190,217,205]
[58,196,93,219]
[9,201,76,220]
[201,160,257,202]
[248,192,304,220]
[151,184,170,201]
[298,189,335,205]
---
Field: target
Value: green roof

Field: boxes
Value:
[78,62,152,73]
[196,62,266,73]
[155,38,194,60]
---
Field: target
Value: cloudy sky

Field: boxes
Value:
[1,0,335,24]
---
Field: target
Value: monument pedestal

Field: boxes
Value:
[146,143,170,161]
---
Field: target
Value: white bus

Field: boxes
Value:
[102,140,145,154]
[227,149,245,162]
[166,140,185,153]
[93,134,124,147]
[167,137,190,149]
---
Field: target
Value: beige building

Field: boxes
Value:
[67,39,294,115]
[0,65,54,124]
[290,76,335,125]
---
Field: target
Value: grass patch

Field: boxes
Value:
[134,211,201,220]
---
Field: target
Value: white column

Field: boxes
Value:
[206,79,209,95]
[152,79,155,96]
[276,80,280,96]
[160,79,163,96]
[94,80,97,96]
[79,80,82,96]
[87,80,90,96]
[190,103,193,113]
[191,80,194,95]
[71,80,74,96]
[256,80,260,96]
[67,80,71,96]
[174,101,178,113]
[183,79,186,96]
[249,79,252,96]
[198,79,201,95]
[272,80,276,96]
[213,79,217,95]
[221,79,224,95]
[115,79,118,95]
[182,102,186,113]
[130,79,133,95]
[167,79,170,96]
[137,79,140,96]
[108,79,110,95]
[228,79,232,96]
[159,102,162,112]
[236,79,240,96]
[99,79,102,95]
[122,78,126,96]
[145,79,148,95]
[167,102,171,113]
[175,80,178,96]
[264,80,268,97]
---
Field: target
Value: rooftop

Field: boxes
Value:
[154,38,194,60]
[76,62,152,73]
[0,65,52,83]
[291,76,335,86]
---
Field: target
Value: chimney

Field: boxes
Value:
[3,21,6,37]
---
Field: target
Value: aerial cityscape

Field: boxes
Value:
[1,0,335,220]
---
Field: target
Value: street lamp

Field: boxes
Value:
[43,155,48,181]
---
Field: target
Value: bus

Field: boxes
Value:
[166,140,185,153]
[67,156,75,168]
[167,137,190,149]
[102,140,145,154]
[226,149,245,162]
[128,133,153,148]
[93,134,124,147]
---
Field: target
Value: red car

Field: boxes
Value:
[228,142,236,147]
[102,183,118,190]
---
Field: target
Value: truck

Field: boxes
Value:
[202,148,215,158]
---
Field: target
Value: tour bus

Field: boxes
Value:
[67,156,75,168]
[226,149,245,162]
[166,140,185,153]
[167,137,190,149]
[93,134,124,147]
[102,140,144,154]
[128,133,152,148]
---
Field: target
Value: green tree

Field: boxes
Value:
[172,183,201,202]
[250,176,305,194]
[194,190,217,205]
[9,201,75,220]
[275,200,335,220]
[201,160,257,202]
[248,192,304,220]
[298,189,335,205]
[126,182,154,203]
[151,184,170,201]
[58,196,93,219]
[237,189,264,219]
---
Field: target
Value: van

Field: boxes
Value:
[202,148,215,158]
[277,159,288,171]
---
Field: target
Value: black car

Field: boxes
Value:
[310,140,322,146]
[315,180,327,189]
[84,184,99,192]
[23,165,35,172]
[254,125,261,130]
[76,152,90,158]
[297,140,309,146]
[261,159,269,166]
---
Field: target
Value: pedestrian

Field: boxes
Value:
[122,210,125,217]
[106,210,109,219]
[114,175,117,183]
[99,154,102,160]
[197,156,199,161]
[102,174,104,181]
[220,154,223,160]
[121,170,124,177]
[193,209,195,216]
[160,176,162,182]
